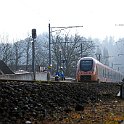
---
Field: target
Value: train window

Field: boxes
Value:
[103,69,104,77]
[98,66,100,76]
[97,65,102,77]
[109,71,112,79]
[108,71,109,78]
[105,69,106,78]
[112,72,114,80]
[80,60,93,71]
[100,67,102,77]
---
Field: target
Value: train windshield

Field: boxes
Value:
[80,60,93,71]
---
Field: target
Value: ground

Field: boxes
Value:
[0,81,124,124]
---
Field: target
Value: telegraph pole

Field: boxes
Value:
[81,43,83,58]
[48,23,51,68]
[98,54,101,62]
[95,53,101,62]
[32,29,37,80]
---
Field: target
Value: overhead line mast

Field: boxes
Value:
[48,23,83,72]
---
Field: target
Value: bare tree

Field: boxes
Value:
[95,46,102,62]
[52,33,95,77]
[35,33,49,70]
[1,43,12,64]
[0,34,13,65]
[12,41,25,71]
[102,47,109,66]
[22,37,32,71]
[0,32,95,77]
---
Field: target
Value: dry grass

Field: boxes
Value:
[39,99,124,124]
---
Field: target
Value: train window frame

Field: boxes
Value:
[80,59,93,71]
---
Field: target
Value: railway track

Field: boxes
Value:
[1,78,122,102]
[0,78,122,84]
[0,78,121,96]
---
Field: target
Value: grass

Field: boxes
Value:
[48,99,124,124]
[17,99,124,124]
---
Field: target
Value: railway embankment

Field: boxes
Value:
[0,81,123,124]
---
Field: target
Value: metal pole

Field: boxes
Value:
[32,38,35,80]
[60,50,61,68]
[98,54,101,62]
[81,43,82,58]
[48,23,51,67]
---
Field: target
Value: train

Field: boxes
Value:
[76,57,124,83]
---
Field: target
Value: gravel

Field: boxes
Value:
[0,81,120,123]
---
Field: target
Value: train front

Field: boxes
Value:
[76,57,96,82]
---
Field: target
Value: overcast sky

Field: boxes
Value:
[0,0,124,41]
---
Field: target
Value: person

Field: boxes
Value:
[55,71,60,81]
[47,71,51,81]
[59,67,65,80]
[61,71,65,80]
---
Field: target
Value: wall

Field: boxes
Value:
[0,72,48,81]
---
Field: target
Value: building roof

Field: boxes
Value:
[0,60,14,74]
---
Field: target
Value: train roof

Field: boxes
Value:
[79,57,99,63]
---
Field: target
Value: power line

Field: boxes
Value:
[51,26,83,29]
[51,26,83,33]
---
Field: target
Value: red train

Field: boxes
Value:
[76,57,124,83]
